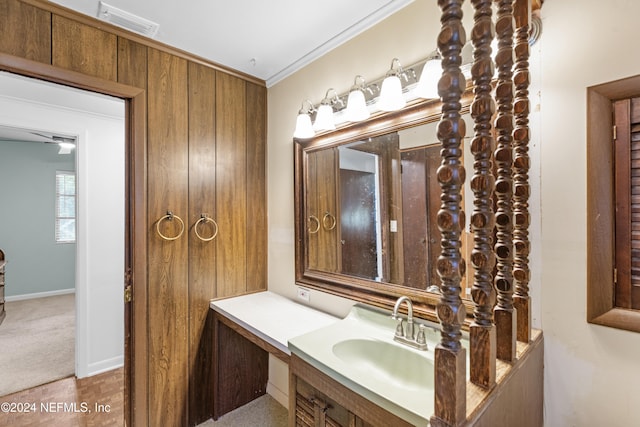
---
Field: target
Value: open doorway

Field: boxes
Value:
[0,71,125,395]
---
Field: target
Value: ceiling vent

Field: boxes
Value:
[97,2,159,38]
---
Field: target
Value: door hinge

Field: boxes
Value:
[614,268,618,284]
[613,125,617,140]
[124,267,132,303]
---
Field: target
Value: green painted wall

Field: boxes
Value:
[0,140,75,297]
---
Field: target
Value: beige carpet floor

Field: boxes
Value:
[0,293,75,396]
[197,394,288,427]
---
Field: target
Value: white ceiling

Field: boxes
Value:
[0,71,124,143]
[49,0,414,87]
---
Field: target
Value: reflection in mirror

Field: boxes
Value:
[302,115,475,298]
[338,144,382,281]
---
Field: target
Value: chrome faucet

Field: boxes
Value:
[392,296,428,351]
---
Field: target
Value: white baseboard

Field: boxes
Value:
[267,381,289,408]
[5,288,75,302]
[81,355,124,378]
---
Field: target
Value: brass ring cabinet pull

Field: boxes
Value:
[156,211,185,241]
[194,214,219,242]
[322,212,336,231]
[308,215,320,234]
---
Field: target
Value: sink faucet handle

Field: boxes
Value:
[416,324,427,346]
[394,317,404,338]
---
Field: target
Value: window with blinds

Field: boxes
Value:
[614,97,640,310]
[55,171,76,243]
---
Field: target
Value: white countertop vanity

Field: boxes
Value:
[210,290,339,357]
[210,290,443,426]
[210,291,543,427]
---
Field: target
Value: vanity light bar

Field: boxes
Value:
[294,50,475,139]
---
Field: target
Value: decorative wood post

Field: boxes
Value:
[493,0,517,362]
[469,0,497,389]
[513,0,532,343]
[431,0,467,425]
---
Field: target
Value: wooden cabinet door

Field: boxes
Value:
[400,145,441,290]
[215,73,247,298]
[307,148,339,273]
[295,378,350,427]
[147,48,189,427]
[246,82,268,292]
[187,62,218,424]
[290,355,414,427]
[340,168,378,279]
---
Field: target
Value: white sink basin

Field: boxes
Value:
[288,303,454,427]
[332,338,434,391]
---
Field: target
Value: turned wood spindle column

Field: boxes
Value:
[469,0,497,389]
[513,0,532,343]
[493,0,517,362]
[431,0,467,426]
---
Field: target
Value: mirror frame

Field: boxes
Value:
[294,91,475,321]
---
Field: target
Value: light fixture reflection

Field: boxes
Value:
[377,58,406,111]
[345,75,370,122]
[58,142,75,155]
[415,51,441,99]
[293,100,315,139]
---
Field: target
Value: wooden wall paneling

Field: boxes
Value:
[246,82,268,292]
[147,48,190,427]
[117,37,149,427]
[52,14,117,81]
[0,0,51,63]
[215,73,248,298]
[187,62,217,425]
[118,38,148,90]
[2,3,269,426]
[21,0,264,85]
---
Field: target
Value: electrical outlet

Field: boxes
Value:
[297,287,310,302]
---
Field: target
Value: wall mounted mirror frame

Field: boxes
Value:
[294,90,476,322]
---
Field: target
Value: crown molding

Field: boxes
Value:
[265,0,414,87]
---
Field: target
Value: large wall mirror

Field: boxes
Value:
[294,95,477,319]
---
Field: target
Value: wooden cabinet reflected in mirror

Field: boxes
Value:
[306,147,339,273]
[295,99,476,318]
